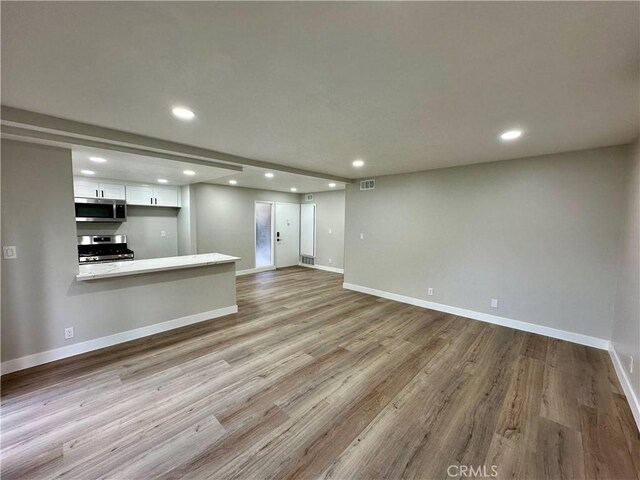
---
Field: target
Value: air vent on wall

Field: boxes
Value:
[305,194,313,201]
[360,179,375,191]
[300,255,314,265]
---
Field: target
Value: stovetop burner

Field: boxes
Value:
[78,235,134,263]
[79,246,133,256]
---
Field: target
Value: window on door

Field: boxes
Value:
[255,202,273,267]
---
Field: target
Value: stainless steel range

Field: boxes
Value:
[78,235,134,264]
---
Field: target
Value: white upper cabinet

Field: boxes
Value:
[153,186,179,207]
[74,179,126,200]
[74,177,179,207]
[74,179,100,198]
[125,185,179,207]
[99,183,126,200]
[126,185,155,206]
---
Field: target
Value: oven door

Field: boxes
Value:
[75,198,126,222]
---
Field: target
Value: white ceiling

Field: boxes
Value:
[71,146,343,193]
[71,147,235,186]
[206,165,346,194]
[2,2,638,178]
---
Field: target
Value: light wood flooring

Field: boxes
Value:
[1,267,639,479]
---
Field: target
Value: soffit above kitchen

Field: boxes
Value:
[71,147,235,186]
[71,146,344,193]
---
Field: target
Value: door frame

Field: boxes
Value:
[300,203,317,258]
[254,200,275,269]
[275,202,301,268]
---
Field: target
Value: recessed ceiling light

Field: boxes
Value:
[290,187,297,192]
[265,172,274,178]
[183,170,195,176]
[500,130,522,141]
[89,156,106,163]
[157,179,168,184]
[352,159,365,168]
[172,107,195,120]
[81,169,95,175]
[329,182,337,188]
[229,180,237,185]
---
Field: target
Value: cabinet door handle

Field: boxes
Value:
[155,198,158,205]
[150,197,153,205]
[101,190,104,197]
[95,189,99,197]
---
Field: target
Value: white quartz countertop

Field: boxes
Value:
[76,253,240,281]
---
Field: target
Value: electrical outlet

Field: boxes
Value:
[329,228,333,235]
[64,327,75,339]
[359,233,365,240]
[629,356,634,374]
[161,230,166,238]
[428,288,434,296]
[329,257,333,264]
[491,298,499,308]
[3,246,17,260]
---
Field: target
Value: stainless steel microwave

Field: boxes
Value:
[75,197,127,222]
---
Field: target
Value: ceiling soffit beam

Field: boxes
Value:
[1,107,353,184]
[1,125,243,172]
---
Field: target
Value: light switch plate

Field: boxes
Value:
[3,246,17,259]
[491,298,499,308]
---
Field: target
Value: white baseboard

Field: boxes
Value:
[609,345,640,431]
[342,283,609,350]
[1,305,238,376]
[236,266,276,276]
[298,263,344,274]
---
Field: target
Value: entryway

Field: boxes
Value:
[275,202,300,268]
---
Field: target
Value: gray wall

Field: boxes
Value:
[77,206,179,260]
[1,141,81,361]
[193,183,299,271]
[302,190,345,269]
[1,140,236,363]
[612,138,640,399]
[344,145,628,340]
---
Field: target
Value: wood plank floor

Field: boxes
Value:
[1,267,638,479]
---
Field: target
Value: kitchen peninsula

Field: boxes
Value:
[41,253,243,372]
[76,253,239,280]
[3,251,240,374]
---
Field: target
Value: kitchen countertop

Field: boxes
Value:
[76,253,241,281]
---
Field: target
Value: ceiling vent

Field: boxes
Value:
[360,179,375,191]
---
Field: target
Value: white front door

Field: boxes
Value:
[275,203,300,268]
